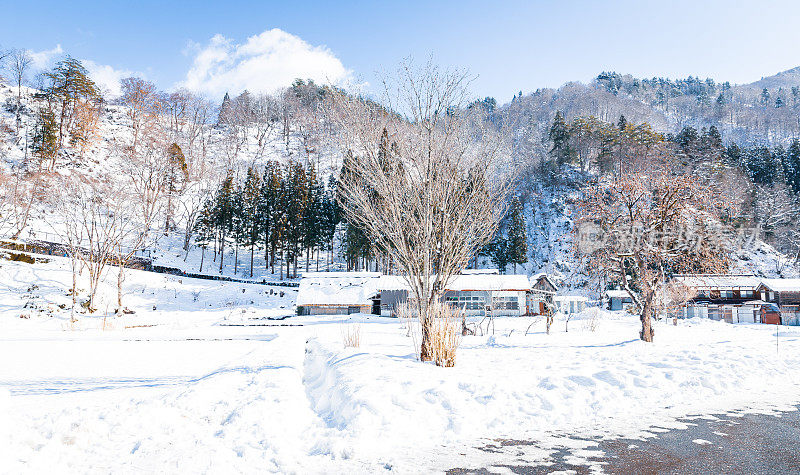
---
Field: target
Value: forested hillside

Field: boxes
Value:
[1,52,799,304]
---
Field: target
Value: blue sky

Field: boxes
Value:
[2,0,800,102]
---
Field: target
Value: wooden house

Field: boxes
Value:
[757,279,800,325]
[527,273,558,315]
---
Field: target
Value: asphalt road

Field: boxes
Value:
[449,406,800,474]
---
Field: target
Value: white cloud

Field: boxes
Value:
[28,44,64,70]
[179,29,353,97]
[82,59,136,99]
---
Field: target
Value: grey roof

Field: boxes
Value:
[673,274,761,290]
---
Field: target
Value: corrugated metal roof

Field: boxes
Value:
[673,274,761,290]
[296,273,381,307]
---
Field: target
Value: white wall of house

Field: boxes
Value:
[445,290,526,316]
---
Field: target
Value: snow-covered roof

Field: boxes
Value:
[378,273,531,292]
[461,269,500,275]
[377,275,410,291]
[673,274,761,290]
[445,274,531,291]
[531,273,547,281]
[554,295,589,302]
[760,279,800,292]
[296,272,381,307]
[606,290,632,299]
[530,273,559,292]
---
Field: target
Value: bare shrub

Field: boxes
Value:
[341,323,362,348]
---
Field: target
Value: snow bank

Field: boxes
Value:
[299,313,800,469]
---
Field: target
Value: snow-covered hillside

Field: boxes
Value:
[1,75,797,297]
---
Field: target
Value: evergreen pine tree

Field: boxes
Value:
[217,92,232,125]
[784,139,800,194]
[194,196,216,273]
[320,175,342,271]
[283,162,309,278]
[761,88,771,106]
[506,198,528,273]
[241,167,262,277]
[215,174,236,273]
[259,161,281,274]
[302,164,324,272]
[30,108,58,169]
[548,111,572,165]
[164,143,189,231]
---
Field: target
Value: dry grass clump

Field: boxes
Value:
[426,302,462,367]
[580,307,602,332]
[341,323,362,348]
[398,300,462,366]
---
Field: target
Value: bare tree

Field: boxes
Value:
[52,175,131,313]
[49,175,86,322]
[120,77,163,153]
[0,170,43,239]
[8,49,32,131]
[251,94,280,159]
[575,149,729,342]
[331,61,513,362]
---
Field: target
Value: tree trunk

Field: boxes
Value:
[219,233,225,273]
[250,243,254,278]
[116,263,124,314]
[640,293,655,342]
[71,256,77,323]
[199,247,205,273]
[419,300,433,362]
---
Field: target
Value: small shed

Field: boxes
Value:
[606,289,633,311]
[553,295,590,315]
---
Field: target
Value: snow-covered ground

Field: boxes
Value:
[2,253,800,473]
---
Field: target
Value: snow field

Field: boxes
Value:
[2,256,800,472]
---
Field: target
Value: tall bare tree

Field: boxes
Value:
[331,61,513,361]
[8,48,32,131]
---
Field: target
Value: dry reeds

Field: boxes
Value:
[426,302,462,367]
[341,323,362,348]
